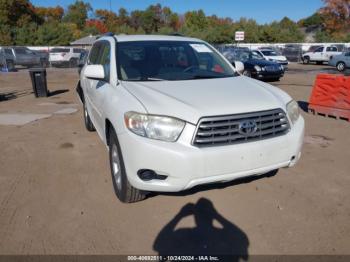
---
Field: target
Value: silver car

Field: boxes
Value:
[329,51,350,72]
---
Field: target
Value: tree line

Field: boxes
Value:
[0,0,349,46]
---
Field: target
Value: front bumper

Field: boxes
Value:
[118,116,305,192]
[253,70,284,79]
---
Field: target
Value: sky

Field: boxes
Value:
[31,0,324,24]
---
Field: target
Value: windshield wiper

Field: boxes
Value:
[191,75,233,79]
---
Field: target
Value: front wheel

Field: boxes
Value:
[242,70,251,77]
[109,128,146,203]
[83,99,95,132]
[336,62,346,72]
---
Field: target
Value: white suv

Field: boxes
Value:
[49,47,84,67]
[78,34,304,203]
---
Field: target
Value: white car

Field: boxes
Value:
[78,34,304,203]
[49,47,84,67]
[255,49,289,66]
[302,45,342,64]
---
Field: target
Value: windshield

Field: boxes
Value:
[261,50,279,56]
[116,41,236,81]
[228,50,264,62]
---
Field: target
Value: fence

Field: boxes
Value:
[214,42,350,63]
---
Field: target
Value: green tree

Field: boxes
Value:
[35,22,75,45]
[63,0,92,30]
[14,22,38,45]
[0,24,12,45]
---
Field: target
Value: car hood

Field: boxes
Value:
[122,76,288,124]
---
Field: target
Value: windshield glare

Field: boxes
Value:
[117,41,236,81]
[261,50,278,56]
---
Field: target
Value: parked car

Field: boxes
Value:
[0,47,15,71]
[77,34,304,203]
[49,47,84,67]
[223,48,285,81]
[328,51,350,72]
[302,45,342,64]
[255,48,289,66]
[4,47,48,68]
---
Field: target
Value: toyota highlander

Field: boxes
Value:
[78,34,304,203]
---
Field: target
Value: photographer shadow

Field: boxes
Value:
[153,198,249,261]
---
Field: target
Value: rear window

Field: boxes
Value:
[50,48,70,53]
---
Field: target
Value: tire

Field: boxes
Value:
[83,98,95,132]
[6,60,15,71]
[303,56,310,64]
[108,127,146,203]
[40,59,48,68]
[69,58,78,68]
[242,70,251,77]
[336,62,346,72]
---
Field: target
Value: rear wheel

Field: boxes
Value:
[83,99,95,132]
[336,62,346,72]
[303,56,310,64]
[69,58,78,68]
[40,59,48,68]
[109,128,146,203]
[6,60,15,71]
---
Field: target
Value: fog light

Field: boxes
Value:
[137,169,167,181]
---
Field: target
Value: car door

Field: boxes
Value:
[85,41,111,134]
[13,47,28,65]
[313,47,324,61]
[345,52,350,67]
[325,46,337,61]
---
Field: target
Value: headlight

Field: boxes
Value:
[286,100,300,124]
[124,112,185,142]
[254,65,262,71]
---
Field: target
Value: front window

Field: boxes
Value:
[116,41,236,81]
[261,50,279,56]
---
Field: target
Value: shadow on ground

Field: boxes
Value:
[48,89,69,97]
[298,101,309,113]
[153,198,249,260]
[152,169,278,198]
[0,89,33,102]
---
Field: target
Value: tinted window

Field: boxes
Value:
[88,43,102,65]
[73,48,83,53]
[50,48,70,53]
[14,48,26,54]
[99,42,111,82]
[117,41,235,81]
[314,47,324,53]
[326,46,337,52]
[345,52,350,57]
[5,49,13,55]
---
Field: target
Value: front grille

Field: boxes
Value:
[265,65,280,72]
[192,109,290,147]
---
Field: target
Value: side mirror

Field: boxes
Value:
[234,61,244,74]
[84,64,105,80]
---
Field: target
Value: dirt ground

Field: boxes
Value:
[0,64,349,256]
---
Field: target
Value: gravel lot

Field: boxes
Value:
[0,64,349,256]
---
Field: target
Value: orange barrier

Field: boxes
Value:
[308,74,350,121]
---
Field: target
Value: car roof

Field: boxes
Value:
[101,34,204,43]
